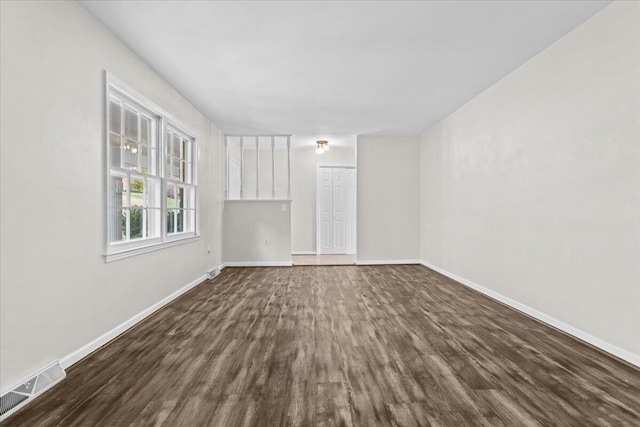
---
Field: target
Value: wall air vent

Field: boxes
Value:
[0,362,65,421]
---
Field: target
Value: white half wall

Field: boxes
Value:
[291,145,356,253]
[223,201,292,264]
[0,1,224,389]
[357,136,421,262]
[420,1,640,359]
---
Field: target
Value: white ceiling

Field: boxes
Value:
[80,0,610,137]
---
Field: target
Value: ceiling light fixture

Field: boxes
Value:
[315,140,329,154]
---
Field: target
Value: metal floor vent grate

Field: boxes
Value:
[0,362,65,421]
[207,267,221,279]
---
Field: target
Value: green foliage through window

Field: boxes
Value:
[122,209,143,239]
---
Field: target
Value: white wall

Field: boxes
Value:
[0,1,224,389]
[223,201,291,264]
[421,1,640,360]
[357,136,421,262]
[291,145,356,253]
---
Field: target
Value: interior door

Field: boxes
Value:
[320,168,333,254]
[318,167,355,255]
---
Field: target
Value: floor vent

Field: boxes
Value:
[0,362,65,421]
[207,267,221,279]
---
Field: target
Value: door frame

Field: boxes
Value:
[316,164,356,255]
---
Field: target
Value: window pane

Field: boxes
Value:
[167,209,176,234]
[130,208,144,239]
[109,101,121,133]
[109,133,121,167]
[123,140,138,169]
[184,209,195,232]
[180,161,187,182]
[172,158,180,181]
[140,145,149,174]
[166,184,176,208]
[141,116,149,145]
[180,186,194,209]
[130,178,144,207]
[176,210,184,233]
[172,134,180,157]
[111,176,127,208]
[125,108,138,139]
[109,208,125,242]
[166,131,172,155]
[177,186,184,209]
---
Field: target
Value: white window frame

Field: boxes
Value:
[104,72,199,262]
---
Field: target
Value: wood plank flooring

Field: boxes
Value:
[3,265,639,426]
[292,254,356,266]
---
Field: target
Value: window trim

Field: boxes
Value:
[104,72,200,262]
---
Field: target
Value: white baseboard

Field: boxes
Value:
[355,259,422,266]
[223,261,293,267]
[420,260,640,368]
[292,251,316,255]
[60,268,219,370]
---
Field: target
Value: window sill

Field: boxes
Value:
[104,234,201,263]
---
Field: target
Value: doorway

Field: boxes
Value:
[316,166,356,255]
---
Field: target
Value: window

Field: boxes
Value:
[164,127,196,235]
[105,74,198,261]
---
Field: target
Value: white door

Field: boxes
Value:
[227,157,241,199]
[320,168,333,254]
[318,167,356,255]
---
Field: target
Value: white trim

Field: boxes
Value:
[223,261,293,267]
[287,137,291,199]
[104,234,200,262]
[224,199,292,203]
[355,259,423,265]
[60,270,216,369]
[292,251,316,255]
[420,260,640,368]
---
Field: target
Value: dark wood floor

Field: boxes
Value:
[3,265,639,426]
